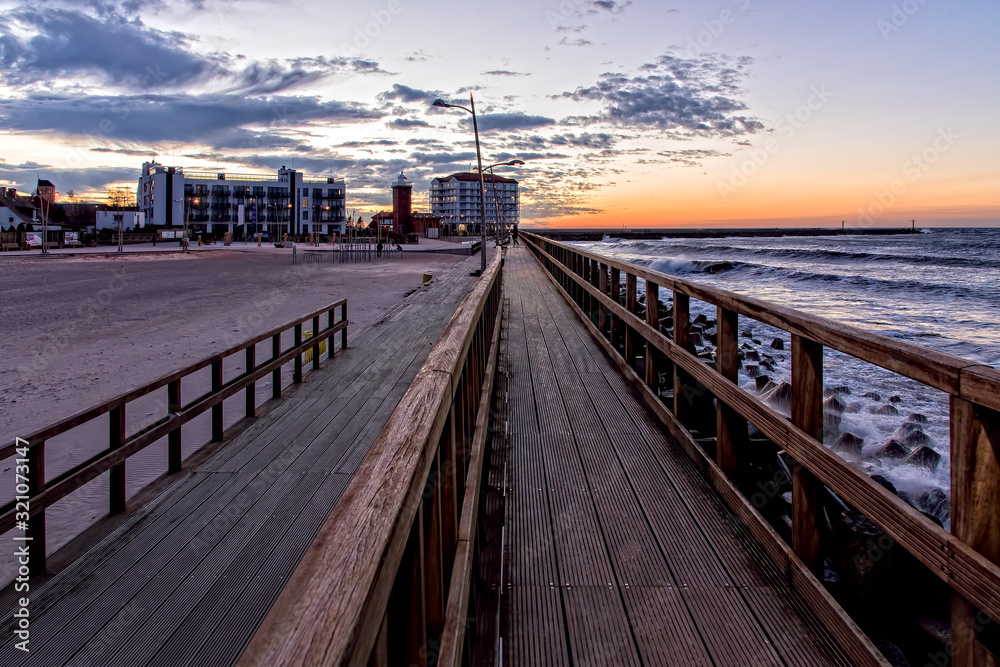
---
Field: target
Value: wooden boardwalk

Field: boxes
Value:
[476,248,853,665]
[0,255,483,667]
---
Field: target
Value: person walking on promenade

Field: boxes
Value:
[377,241,383,258]
[512,224,520,247]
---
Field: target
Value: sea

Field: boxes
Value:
[572,227,1000,525]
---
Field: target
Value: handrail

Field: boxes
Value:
[239,253,504,666]
[523,231,1000,664]
[2,299,349,574]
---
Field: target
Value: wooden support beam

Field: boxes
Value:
[611,267,622,351]
[244,347,256,419]
[791,334,824,575]
[645,282,660,389]
[109,406,126,515]
[673,291,690,421]
[951,397,1000,667]
[626,273,638,367]
[271,333,281,400]
[27,440,46,574]
[716,306,744,478]
[293,324,303,384]
[312,315,321,371]
[168,380,182,472]
[211,359,223,442]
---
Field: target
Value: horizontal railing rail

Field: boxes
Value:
[2,299,349,574]
[240,253,504,667]
[523,232,1000,666]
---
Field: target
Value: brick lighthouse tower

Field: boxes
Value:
[391,171,412,235]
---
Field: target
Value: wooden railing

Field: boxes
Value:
[524,232,1000,667]
[1,300,349,574]
[240,253,504,667]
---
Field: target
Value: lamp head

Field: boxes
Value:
[509,160,525,166]
[432,99,450,108]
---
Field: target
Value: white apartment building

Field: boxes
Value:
[430,172,519,236]
[137,163,346,237]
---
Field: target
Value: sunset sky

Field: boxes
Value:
[0,0,997,228]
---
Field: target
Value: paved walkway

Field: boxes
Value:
[474,248,853,666]
[0,255,482,667]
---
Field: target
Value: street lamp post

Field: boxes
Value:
[433,95,489,274]
[474,159,524,245]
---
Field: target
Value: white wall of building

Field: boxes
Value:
[96,210,146,230]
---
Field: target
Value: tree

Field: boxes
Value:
[107,187,135,209]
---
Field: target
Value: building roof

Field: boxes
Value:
[37,179,55,187]
[432,172,517,185]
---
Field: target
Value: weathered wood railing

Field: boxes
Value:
[524,232,1000,667]
[1,299,349,574]
[240,253,504,666]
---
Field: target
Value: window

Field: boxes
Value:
[303,211,309,221]
[302,199,308,208]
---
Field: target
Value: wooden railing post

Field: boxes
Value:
[27,440,45,574]
[271,333,281,400]
[716,306,745,478]
[312,315,321,371]
[109,406,126,515]
[212,360,223,442]
[791,334,824,575]
[950,397,1000,667]
[625,274,638,368]
[645,282,660,389]
[673,291,690,421]
[244,347,256,419]
[341,301,348,351]
[599,263,609,336]
[293,324,303,383]
[168,380,182,472]
[611,267,622,351]
[424,449,446,641]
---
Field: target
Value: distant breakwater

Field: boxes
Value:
[531,227,921,242]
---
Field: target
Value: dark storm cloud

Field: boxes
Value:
[560,52,763,136]
[0,94,384,143]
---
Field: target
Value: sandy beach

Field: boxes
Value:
[0,246,467,442]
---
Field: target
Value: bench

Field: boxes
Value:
[63,241,83,248]
[1,242,19,251]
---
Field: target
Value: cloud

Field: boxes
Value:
[559,38,594,47]
[560,52,763,136]
[409,151,478,165]
[379,83,438,104]
[656,148,730,166]
[337,139,398,148]
[386,118,431,129]
[0,93,384,143]
[591,0,632,14]
[472,114,557,132]
[0,159,139,197]
[482,70,530,77]
[1,5,389,95]
[3,7,216,89]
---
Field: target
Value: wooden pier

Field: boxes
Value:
[3,236,999,666]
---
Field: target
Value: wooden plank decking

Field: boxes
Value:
[478,248,854,666]
[0,255,483,667]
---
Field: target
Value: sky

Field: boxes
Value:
[0,0,997,228]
